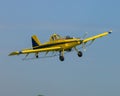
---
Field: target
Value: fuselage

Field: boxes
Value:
[33,38,81,51]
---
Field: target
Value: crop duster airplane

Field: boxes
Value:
[9,30,112,61]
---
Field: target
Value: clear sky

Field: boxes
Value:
[0,0,120,96]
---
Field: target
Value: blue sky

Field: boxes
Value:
[0,0,120,96]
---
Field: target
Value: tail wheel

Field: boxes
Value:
[59,56,64,61]
[35,53,39,58]
[36,55,39,58]
[78,51,83,57]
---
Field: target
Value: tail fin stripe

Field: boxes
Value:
[31,35,41,48]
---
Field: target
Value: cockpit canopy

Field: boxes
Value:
[49,34,62,41]
[49,34,74,41]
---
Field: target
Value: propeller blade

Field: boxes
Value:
[82,32,88,39]
[80,32,88,51]
[82,43,86,51]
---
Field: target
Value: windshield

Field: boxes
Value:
[50,34,62,40]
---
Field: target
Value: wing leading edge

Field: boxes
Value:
[83,31,112,43]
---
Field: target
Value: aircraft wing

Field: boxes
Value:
[9,47,62,56]
[83,31,112,43]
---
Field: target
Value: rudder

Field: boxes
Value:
[31,35,41,48]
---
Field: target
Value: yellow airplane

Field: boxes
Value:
[9,30,112,61]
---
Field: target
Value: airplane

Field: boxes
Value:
[9,30,112,61]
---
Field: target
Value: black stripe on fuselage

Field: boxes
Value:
[33,40,78,49]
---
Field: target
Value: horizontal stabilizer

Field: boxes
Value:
[9,51,20,56]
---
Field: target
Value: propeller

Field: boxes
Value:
[82,32,88,39]
[80,32,88,51]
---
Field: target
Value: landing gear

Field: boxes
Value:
[59,50,65,61]
[74,47,83,57]
[78,51,83,57]
[59,56,64,61]
[35,53,39,58]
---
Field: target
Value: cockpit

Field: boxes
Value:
[49,34,74,41]
[50,34,62,41]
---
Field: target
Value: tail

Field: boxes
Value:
[31,35,41,49]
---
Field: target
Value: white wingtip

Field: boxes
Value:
[108,29,112,34]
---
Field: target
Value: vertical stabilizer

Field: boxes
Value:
[31,35,41,48]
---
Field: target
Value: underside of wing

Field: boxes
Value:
[9,47,62,56]
[22,47,62,54]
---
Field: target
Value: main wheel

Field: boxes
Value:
[36,55,39,58]
[78,51,83,57]
[59,56,64,61]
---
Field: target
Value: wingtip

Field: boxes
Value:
[108,29,112,34]
[8,51,19,56]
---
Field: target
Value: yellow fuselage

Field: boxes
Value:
[36,38,81,51]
